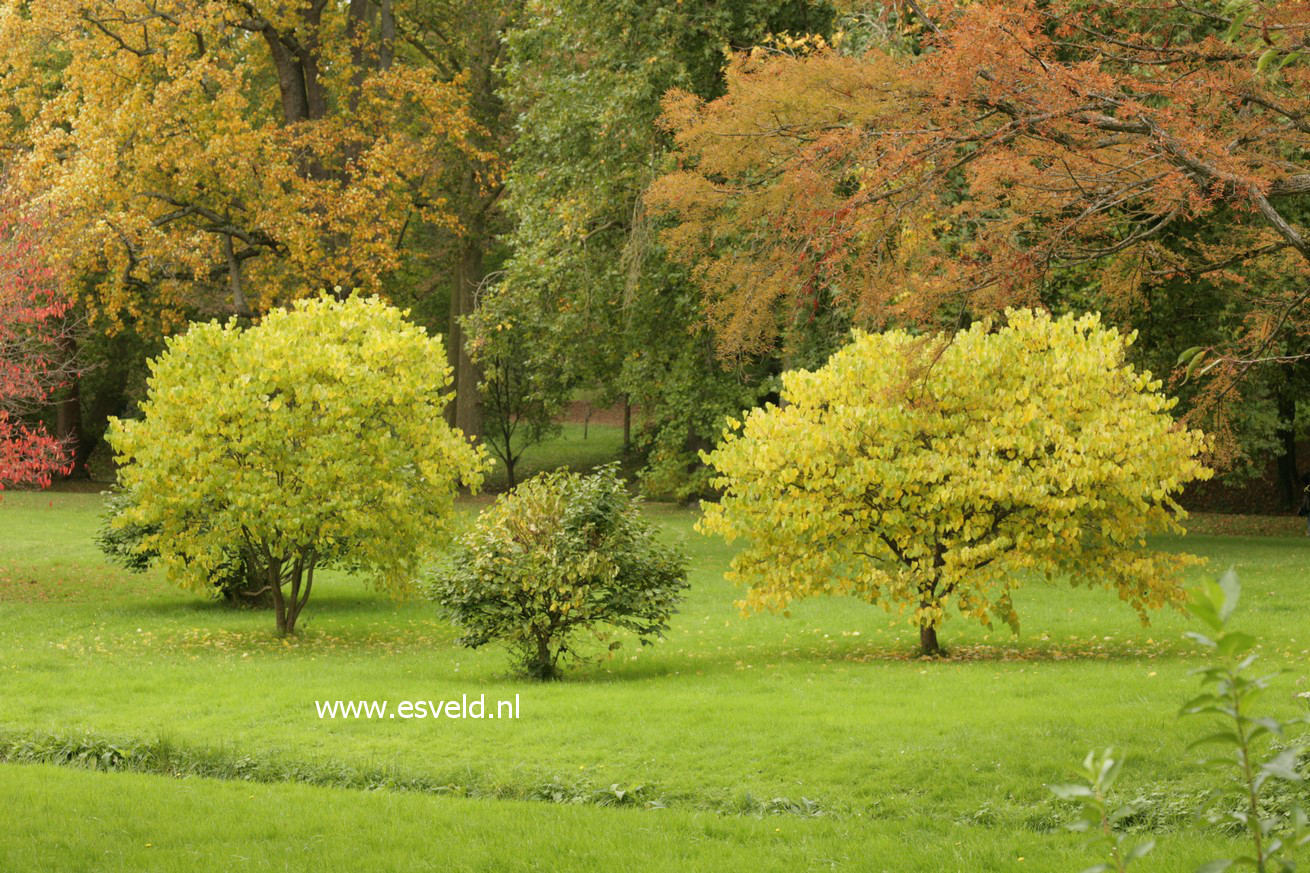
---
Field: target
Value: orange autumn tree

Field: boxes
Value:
[0,1,483,331]
[647,1,1310,424]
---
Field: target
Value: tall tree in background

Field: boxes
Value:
[648,0,1310,468]
[464,285,572,489]
[0,1,482,330]
[1052,215,1310,508]
[0,207,72,488]
[0,1,488,465]
[399,0,524,440]
[496,0,835,498]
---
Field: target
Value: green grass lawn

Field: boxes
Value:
[481,422,629,492]
[0,484,1306,870]
[0,763,1244,873]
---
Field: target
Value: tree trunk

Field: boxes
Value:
[445,270,463,428]
[271,554,316,636]
[442,19,504,441]
[270,567,287,636]
[919,624,940,657]
[378,0,395,70]
[529,634,559,681]
[283,580,303,636]
[448,203,484,440]
[53,335,86,478]
[261,30,313,125]
[1274,376,1301,511]
[223,231,249,316]
[623,395,632,452]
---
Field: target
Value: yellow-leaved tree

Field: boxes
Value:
[107,296,488,636]
[699,309,1212,656]
[0,1,483,333]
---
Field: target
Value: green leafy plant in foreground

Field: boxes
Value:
[1182,570,1310,872]
[1050,749,1156,872]
[1054,570,1308,872]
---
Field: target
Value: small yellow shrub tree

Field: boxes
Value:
[107,296,488,635]
[699,309,1212,655]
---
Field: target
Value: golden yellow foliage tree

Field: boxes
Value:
[0,1,483,333]
[699,309,1212,655]
[107,295,488,636]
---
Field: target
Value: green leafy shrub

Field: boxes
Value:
[430,465,688,680]
[96,490,271,607]
[1050,749,1156,872]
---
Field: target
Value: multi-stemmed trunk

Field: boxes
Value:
[526,634,561,682]
[262,552,319,636]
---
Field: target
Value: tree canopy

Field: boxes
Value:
[0,0,1301,508]
[0,1,483,333]
[648,1,1310,453]
[700,309,1212,655]
[107,295,488,634]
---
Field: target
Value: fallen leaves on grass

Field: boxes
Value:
[47,619,460,659]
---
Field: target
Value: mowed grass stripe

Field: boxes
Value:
[0,763,1249,872]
